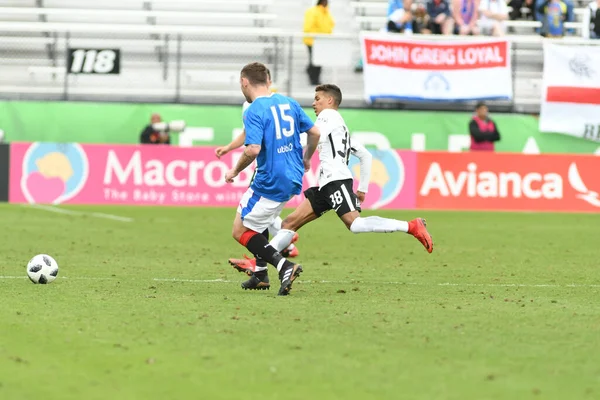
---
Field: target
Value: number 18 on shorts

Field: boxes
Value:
[304,179,361,217]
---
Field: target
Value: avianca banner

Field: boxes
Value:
[360,34,512,102]
[416,152,600,212]
[539,43,600,142]
[7,142,417,209]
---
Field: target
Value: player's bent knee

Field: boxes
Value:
[232,224,247,242]
[341,211,360,231]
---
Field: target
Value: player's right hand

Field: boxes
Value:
[215,146,229,159]
[303,158,311,172]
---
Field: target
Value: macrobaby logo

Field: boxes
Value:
[20,143,89,204]
[349,149,415,210]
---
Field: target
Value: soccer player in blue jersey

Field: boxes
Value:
[225,62,321,296]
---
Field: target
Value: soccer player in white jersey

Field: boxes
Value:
[230,84,433,278]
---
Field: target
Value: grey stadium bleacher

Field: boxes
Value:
[0,0,597,112]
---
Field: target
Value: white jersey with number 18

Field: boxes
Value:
[314,108,371,193]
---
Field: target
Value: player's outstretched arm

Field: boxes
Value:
[303,126,321,171]
[350,140,373,202]
[225,144,261,183]
[215,129,246,159]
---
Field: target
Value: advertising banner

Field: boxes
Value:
[8,143,417,210]
[0,143,8,202]
[416,152,600,212]
[539,43,600,142]
[360,34,512,102]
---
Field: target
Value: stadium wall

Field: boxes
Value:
[0,101,598,154]
[0,143,8,202]
[6,142,600,213]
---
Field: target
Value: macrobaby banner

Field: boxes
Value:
[360,34,512,102]
[8,142,417,209]
[539,43,600,142]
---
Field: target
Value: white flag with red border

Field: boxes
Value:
[539,43,600,141]
[359,33,512,103]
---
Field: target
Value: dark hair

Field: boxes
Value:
[241,62,269,86]
[475,101,487,109]
[315,84,342,106]
[317,0,328,5]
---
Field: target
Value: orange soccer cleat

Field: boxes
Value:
[408,218,434,254]
[228,255,257,276]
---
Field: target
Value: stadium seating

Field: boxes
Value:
[0,0,596,110]
[0,0,283,103]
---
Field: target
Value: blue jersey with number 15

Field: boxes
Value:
[243,93,314,202]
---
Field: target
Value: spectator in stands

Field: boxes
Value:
[387,0,415,33]
[140,113,170,145]
[303,0,335,86]
[535,0,573,35]
[469,102,501,151]
[589,0,600,38]
[537,0,568,37]
[421,0,454,34]
[453,0,480,34]
[508,0,534,20]
[412,3,430,33]
[478,0,509,35]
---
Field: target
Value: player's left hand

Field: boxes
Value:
[215,146,229,159]
[225,169,238,183]
[356,191,366,203]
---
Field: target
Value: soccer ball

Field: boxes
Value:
[26,254,59,284]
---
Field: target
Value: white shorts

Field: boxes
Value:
[237,188,286,233]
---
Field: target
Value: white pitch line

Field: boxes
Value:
[151,278,600,288]
[24,204,133,222]
[0,276,115,280]
[2,275,600,288]
[28,204,82,215]
[87,212,134,223]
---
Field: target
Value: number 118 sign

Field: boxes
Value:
[67,48,120,74]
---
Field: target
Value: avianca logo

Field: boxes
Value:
[420,162,563,199]
[420,161,600,206]
[568,163,600,207]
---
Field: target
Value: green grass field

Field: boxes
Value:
[1,204,599,400]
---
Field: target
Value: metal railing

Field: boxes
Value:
[1,21,600,112]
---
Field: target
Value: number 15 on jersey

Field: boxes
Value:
[270,104,295,140]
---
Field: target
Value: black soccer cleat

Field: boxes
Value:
[241,270,270,291]
[278,264,303,296]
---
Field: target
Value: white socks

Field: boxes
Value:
[268,217,282,237]
[349,216,409,234]
[269,217,295,252]
[269,229,297,252]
